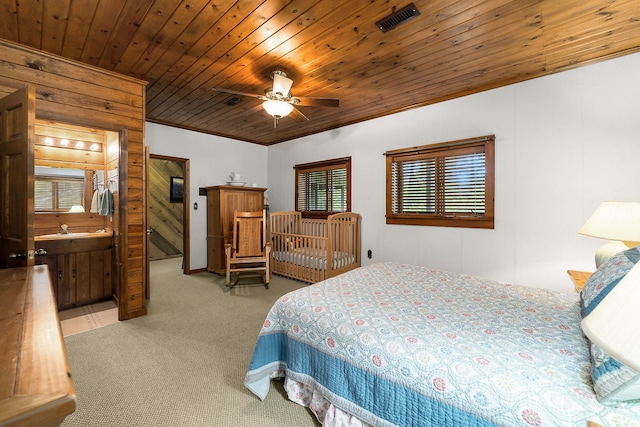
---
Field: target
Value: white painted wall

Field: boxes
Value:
[267,52,640,292]
[145,123,268,269]
[145,53,639,290]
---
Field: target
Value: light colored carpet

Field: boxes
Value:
[61,258,321,427]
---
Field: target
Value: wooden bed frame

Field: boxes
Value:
[269,211,360,283]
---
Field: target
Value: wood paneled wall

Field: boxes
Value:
[0,39,147,320]
[149,158,183,260]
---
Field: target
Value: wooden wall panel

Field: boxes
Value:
[0,39,147,321]
[149,158,184,260]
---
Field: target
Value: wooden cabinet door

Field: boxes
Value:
[244,191,264,212]
[102,248,113,299]
[68,250,111,306]
[75,251,92,305]
[58,254,74,309]
[221,189,248,241]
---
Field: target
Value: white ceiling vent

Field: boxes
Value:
[375,4,420,32]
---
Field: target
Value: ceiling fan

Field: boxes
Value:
[212,70,340,128]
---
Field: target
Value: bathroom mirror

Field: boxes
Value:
[34,119,118,214]
[34,165,93,213]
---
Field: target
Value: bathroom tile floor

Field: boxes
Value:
[58,300,118,337]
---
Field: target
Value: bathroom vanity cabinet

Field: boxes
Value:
[36,234,114,310]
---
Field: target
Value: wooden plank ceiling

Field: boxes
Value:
[0,0,639,146]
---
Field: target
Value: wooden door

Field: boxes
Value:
[144,146,150,299]
[0,86,35,269]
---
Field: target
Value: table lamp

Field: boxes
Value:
[578,201,640,268]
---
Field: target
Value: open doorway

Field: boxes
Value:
[148,155,190,273]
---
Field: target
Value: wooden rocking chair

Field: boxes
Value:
[224,210,271,288]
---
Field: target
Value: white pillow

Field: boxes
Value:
[582,258,640,404]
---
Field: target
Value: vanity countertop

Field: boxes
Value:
[35,231,112,241]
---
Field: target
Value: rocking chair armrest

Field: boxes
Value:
[224,243,234,256]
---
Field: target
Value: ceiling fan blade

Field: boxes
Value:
[236,103,264,118]
[291,106,310,121]
[211,87,262,99]
[295,96,340,108]
[272,73,293,97]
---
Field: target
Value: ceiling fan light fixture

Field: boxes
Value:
[262,99,293,118]
[272,72,293,98]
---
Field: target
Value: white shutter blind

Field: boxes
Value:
[34,180,54,210]
[34,177,84,212]
[57,179,84,210]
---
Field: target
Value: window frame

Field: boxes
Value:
[294,156,351,219]
[385,135,495,229]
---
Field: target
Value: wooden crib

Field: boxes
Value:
[269,211,361,283]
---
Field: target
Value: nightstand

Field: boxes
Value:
[567,270,592,292]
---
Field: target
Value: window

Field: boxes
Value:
[295,157,351,218]
[386,135,495,229]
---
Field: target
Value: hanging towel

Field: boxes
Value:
[90,190,101,213]
[99,188,114,217]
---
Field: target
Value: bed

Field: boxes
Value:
[269,211,360,284]
[245,260,640,426]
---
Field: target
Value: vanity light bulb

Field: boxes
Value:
[44,137,54,145]
[61,139,69,146]
[90,143,99,151]
[75,141,84,149]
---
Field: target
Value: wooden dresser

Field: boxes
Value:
[0,265,76,427]
[206,185,266,274]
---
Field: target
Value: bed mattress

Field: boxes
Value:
[272,249,355,270]
[245,262,640,426]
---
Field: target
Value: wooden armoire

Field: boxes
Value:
[206,185,266,274]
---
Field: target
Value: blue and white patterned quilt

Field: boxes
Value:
[245,262,640,426]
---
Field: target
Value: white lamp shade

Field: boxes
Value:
[272,73,293,97]
[68,205,85,213]
[578,201,640,244]
[581,262,640,372]
[262,100,293,118]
